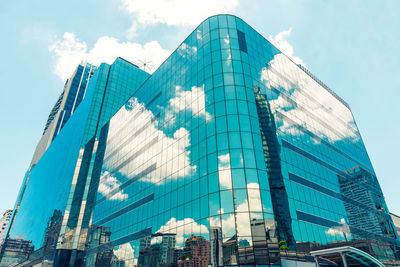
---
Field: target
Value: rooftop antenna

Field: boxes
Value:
[137,58,155,73]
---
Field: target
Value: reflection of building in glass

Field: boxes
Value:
[339,167,397,240]
[85,225,113,266]
[0,238,34,266]
[221,237,237,265]
[250,219,280,265]
[209,226,223,266]
[158,234,176,265]
[4,14,400,266]
[42,209,63,262]
[0,210,12,244]
[138,233,176,267]
[253,87,295,249]
[178,236,209,267]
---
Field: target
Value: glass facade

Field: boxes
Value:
[2,14,399,267]
[2,58,149,266]
[85,15,399,266]
[30,62,97,167]
[45,62,97,139]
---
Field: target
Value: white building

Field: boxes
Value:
[0,209,12,244]
[390,213,400,238]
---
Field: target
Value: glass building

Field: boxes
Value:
[30,62,97,167]
[1,58,149,266]
[2,15,399,266]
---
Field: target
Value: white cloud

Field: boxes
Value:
[98,171,128,201]
[177,43,197,58]
[126,21,138,40]
[325,218,350,238]
[209,213,252,242]
[49,32,171,80]
[218,153,232,189]
[104,97,196,185]
[209,183,264,242]
[170,85,211,120]
[113,243,136,266]
[246,183,263,212]
[218,153,230,169]
[167,85,211,125]
[49,32,87,80]
[120,0,239,27]
[267,29,306,67]
[261,53,359,143]
[103,83,212,187]
[156,217,209,245]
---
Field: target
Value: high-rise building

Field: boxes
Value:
[0,210,12,244]
[1,58,149,266]
[338,167,395,240]
[137,233,176,266]
[209,226,223,266]
[85,225,113,266]
[178,236,210,267]
[3,14,400,266]
[31,62,97,167]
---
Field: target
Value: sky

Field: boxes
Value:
[0,0,399,216]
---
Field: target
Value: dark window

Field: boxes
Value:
[237,30,248,53]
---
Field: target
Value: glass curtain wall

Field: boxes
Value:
[86,14,399,266]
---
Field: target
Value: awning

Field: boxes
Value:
[310,246,384,267]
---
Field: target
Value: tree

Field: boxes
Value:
[278,240,290,251]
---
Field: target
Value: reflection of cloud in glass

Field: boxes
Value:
[209,212,251,242]
[261,53,359,143]
[325,218,350,238]
[209,183,264,242]
[218,153,232,189]
[113,242,136,266]
[105,98,196,185]
[166,85,211,125]
[178,43,197,58]
[218,153,230,168]
[196,30,202,40]
[223,34,232,61]
[156,217,209,245]
[246,183,263,214]
[234,183,263,214]
[98,171,128,200]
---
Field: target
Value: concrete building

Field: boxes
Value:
[0,210,12,244]
[390,213,400,239]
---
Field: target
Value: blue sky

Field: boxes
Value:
[0,0,399,216]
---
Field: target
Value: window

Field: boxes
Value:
[237,30,248,53]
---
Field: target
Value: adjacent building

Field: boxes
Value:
[2,14,399,266]
[0,210,12,244]
[391,213,400,238]
[1,58,149,266]
[31,62,97,167]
